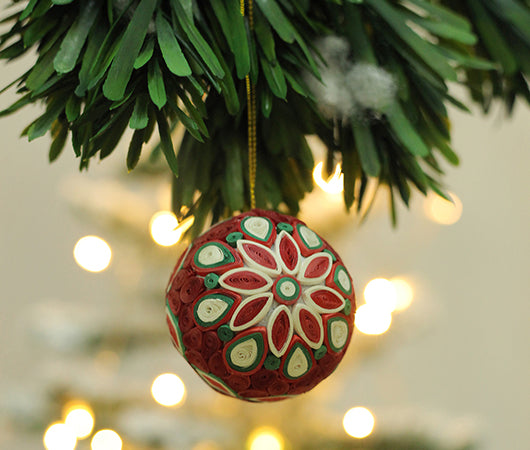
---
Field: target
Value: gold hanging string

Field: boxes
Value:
[241,0,257,209]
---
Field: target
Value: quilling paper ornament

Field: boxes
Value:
[166,209,356,402]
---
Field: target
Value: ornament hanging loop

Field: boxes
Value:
[241,0,257,209]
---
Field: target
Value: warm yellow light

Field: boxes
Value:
[354,304,392,335]
[43,423,77,450]
[74,236,112,272]
[149,211,194,246]
[91,430,122,450]
[425,192,463,225]
[364,278,397,312]
[343,407,375,439]
[313,161,344,194]
[150,211,180,246]
[390,278,414,312]
[248,427,284,450]
[64,405,94,439]
[151,373,186,407]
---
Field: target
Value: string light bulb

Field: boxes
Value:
[343,407,375,439]
[150,211,194,247]
[363,278,397,312]
[390,278,414,311]
[91,430,122,450]
[64,403,94,439]
[151,373,186,407]
[313,161,344,194]
[354,304,392,335]
[73,236,112,272]
[247,427,284,450]
[43,423,77,450]
[424,191,463,225]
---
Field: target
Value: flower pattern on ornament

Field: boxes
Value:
[205,223,346,366]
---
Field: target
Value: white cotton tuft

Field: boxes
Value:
[314,36,351,71]
[306,69,357,119]
[305,36,357,119]
[346,63,398,112]
[306,37,398,120]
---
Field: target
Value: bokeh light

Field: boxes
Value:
[354,304,392,335]
[424,192,463,225]
[248,427,284,450]
[43,423,77,450]
[364,278,397,312]
[91,430,122,450]
[313,161,344,194]
[343,407,375,438]
[390,278,414,311]
[64,404,94,439]
[151,373,186,407]
[73,236,112,272]
[150,211,194,246]
[150,211,180,246]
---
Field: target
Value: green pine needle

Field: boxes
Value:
[0,0,528,235]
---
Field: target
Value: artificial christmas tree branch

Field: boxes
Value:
[1,0,529,235]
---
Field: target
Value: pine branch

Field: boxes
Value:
[0,0,528,235]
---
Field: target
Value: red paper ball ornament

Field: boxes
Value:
[165,210,356,402]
